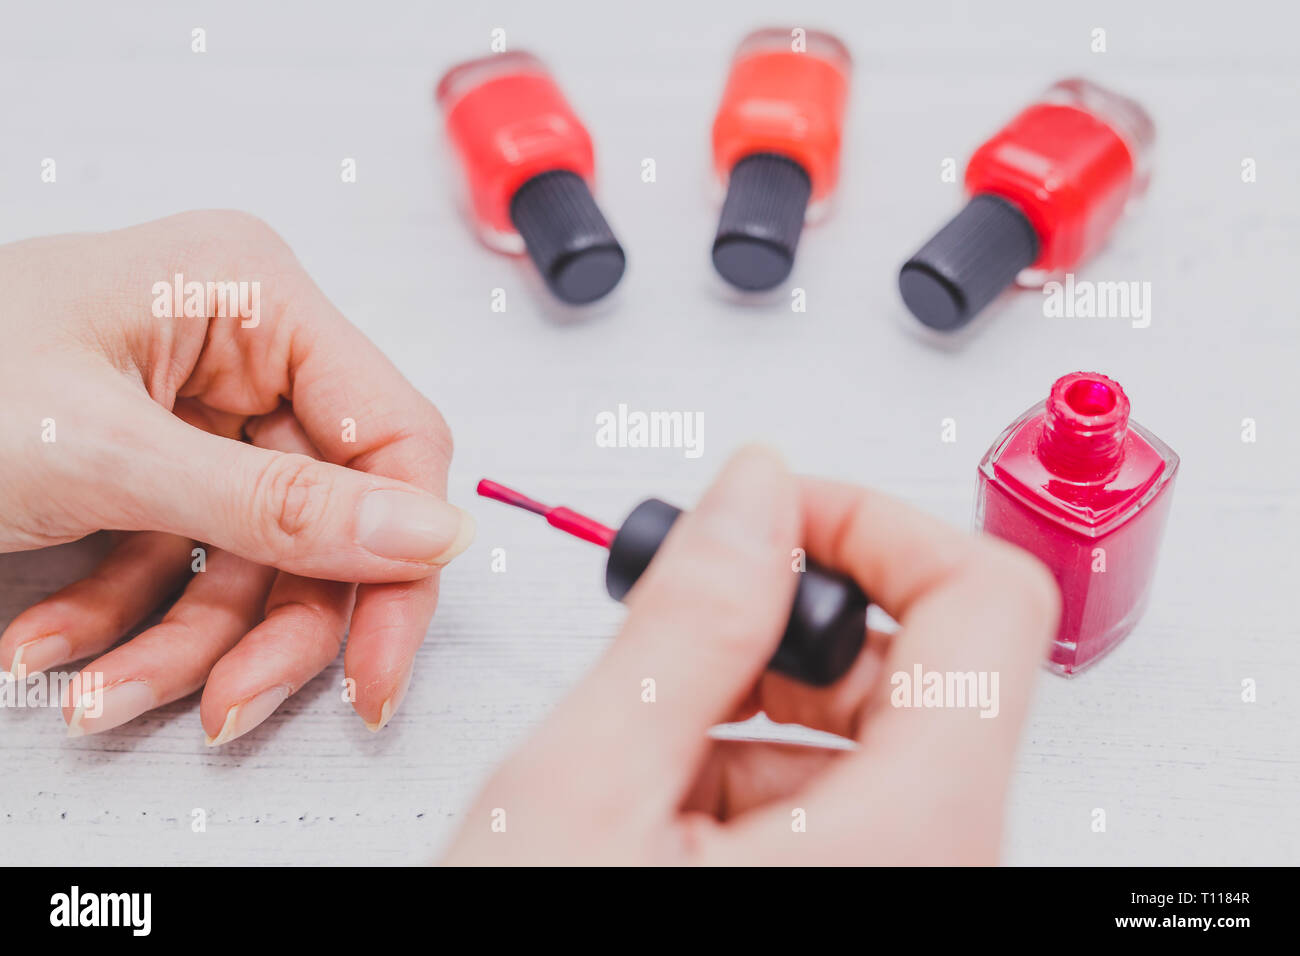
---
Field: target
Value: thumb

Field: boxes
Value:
[532,445,801,811]
[102,401,474,583]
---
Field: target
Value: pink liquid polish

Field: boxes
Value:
[975,373,1178,675]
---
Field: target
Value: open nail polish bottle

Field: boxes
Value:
[975,373,1178,675]
[436,51,626,304]
[900,78,1154,330]
[710,28,851,291]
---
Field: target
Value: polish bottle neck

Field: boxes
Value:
[1038,373,1131,481]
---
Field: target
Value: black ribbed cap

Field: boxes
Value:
[509,170,626,305]
[605,497,869,687]
[899,193,1040,331]
[712,153,812,291]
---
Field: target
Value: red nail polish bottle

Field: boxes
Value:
[710,28,852,291]
[901,78,1154,330]
[975,373,1178,675]
[436,51,625,304]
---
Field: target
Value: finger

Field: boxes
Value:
[0,393,245,676]
[84,387,471,584]
[749,627,895,737]
[242,402,321,457]
[266,317,452,730]
[172,397,246,441]
[681,741,845,820]
[200,571,355,745]
[0,394,243,677]
[693,479,1060,863]
[710,474,1000,741]
[107,211,457,508]
[63,212,473,583]
[231,284,449,728]
[799,477,987,621]
[134,212,456,498]
[243,403,428,730]
[198,401,354,744]
[0,532,194,677]
[343,578,437,730]
[280,380,443,729]
[63,549,275,736]
[795,477,1060,754]
[90,212,465,725]
[523,446,801,812]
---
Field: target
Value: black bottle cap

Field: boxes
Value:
[605,498,682,602]
[769,567,868,686]
[899,193,1040,331]
[509,170,626,305]
[712,152,812,291]
[605,497,868,686]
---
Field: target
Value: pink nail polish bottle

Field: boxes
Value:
[975,373,1178,675]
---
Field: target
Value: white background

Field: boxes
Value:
[1,0,1297,865]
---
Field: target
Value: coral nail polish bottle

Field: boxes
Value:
[975,373,1178,675]
[436,51,626,304]
[710,28,852,291]
[901,78,1154,330]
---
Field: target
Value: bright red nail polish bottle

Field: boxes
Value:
[901,78,1154,330]
[975,373,1178,675]
[710,28,852,291]
[436,51,625,304]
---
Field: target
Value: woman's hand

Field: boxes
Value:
[441,447,1059,865]
[0,211,474,740]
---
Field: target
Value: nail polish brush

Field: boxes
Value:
[478,479,868,685]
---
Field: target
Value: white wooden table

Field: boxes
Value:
[1,0,1297,865]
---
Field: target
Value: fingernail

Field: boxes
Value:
[205,685,290,746]
[357,491,476,564]
[10,634,72,681]
[364,667,413,733]
[66,680,155,737]
[10,634,71,678]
